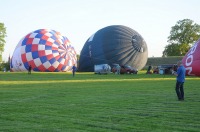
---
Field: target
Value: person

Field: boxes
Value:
[153,66,159,74]
[172,61,186,101]
[116,64,121,74]
[3,67,6,72]
[146,64,152,74]
[72,64,77,77]
[173,64,178,72]
[28,65,32,74]
[132,67,138,74]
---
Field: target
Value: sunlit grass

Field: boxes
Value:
[1,77,200,85]
[0,71,200,131]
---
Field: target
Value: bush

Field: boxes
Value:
[0,61,10,71]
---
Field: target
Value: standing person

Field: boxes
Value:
[72,64,77,77]
[146,64,152,74]
[172,61,186,101]
[116,64,121,75]
[28,65,32,74]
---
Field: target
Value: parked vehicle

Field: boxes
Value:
[94,64,111,74]
[112,64,138,74]
[122,65,138,74]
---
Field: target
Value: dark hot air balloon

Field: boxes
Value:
[79,25,148,72]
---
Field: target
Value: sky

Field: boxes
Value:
[1,0,200,61]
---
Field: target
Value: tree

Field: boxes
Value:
[0,61,10,71]
[163,44,181,56]
[163,19,200,56]
[0,23,7,62]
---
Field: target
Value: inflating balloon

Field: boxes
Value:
[79,25,148,71]
[182,39,200,76]
[10,29,77,72]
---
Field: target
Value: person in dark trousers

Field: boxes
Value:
[72,64,77,77]
[28,65,32,74]
[172,61,186,101]
[146,64,152,74]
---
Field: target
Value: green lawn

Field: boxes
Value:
[0,71,200,132]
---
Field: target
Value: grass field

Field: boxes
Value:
[0,71,200,132]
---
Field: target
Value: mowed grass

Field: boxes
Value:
[0,71,200,132]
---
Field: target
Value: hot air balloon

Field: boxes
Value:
[10,29,77,72]
[79,25,148,72]
[182,39,200,76]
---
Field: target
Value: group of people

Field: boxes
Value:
[146,64,159,74]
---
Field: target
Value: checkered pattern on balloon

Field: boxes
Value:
[10,29,77,72]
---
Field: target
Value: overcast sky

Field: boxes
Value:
[1,0,200,61]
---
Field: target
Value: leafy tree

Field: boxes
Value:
[0,23,7,62]
[163,44,181,56]
[163,19,200,56]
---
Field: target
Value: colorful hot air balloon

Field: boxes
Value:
[79,25,148,72]
[182,39,200,76]
[10,29,77,72]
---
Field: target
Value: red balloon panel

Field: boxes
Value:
[182,39,200,76]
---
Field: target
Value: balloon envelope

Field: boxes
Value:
[79,25,148,71]
[182,39,200,76]
[10,29,77,72]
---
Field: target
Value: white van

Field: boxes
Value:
[94,64,111,74]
